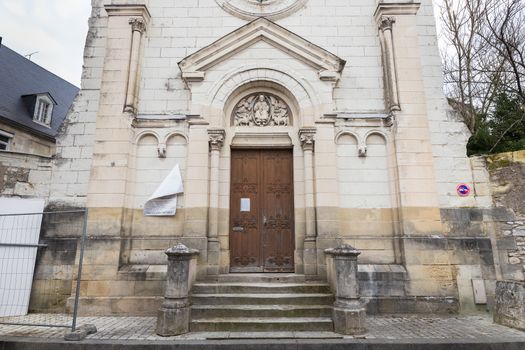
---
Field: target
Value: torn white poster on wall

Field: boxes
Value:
[144,164,184,216]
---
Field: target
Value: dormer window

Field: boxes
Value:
[33,95,53,126]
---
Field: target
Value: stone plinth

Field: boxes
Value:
[156,244,199,336]
[325,244,367,335]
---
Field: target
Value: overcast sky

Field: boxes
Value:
[0,0,91,87]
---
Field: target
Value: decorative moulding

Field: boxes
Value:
[373,1,421,20]
[215,0,308,21]
[182,72,206,83]
[231,131,292,148]
[104,4,151,23]
[178,18,345,85]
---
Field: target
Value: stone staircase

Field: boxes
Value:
[190,274,334,332]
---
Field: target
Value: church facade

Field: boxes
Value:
[46,0,505,315]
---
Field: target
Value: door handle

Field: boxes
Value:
[263,215,267,226]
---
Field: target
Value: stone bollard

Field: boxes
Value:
[325,244,367,335]
[156,243,199,336]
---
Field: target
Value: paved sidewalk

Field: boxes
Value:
[0,314,524,341]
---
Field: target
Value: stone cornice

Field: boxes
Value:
[104,4,151,24]
[374,1,421,22]
[231,131,292,148]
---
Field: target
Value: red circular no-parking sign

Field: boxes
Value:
[456,183,471,197]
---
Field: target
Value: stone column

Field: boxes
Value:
[325,245,366,335]
[299,127,317,275]
[207,128,225,275]
[378,16,400,112]
[124,18,147,114]
[156,244,199,336]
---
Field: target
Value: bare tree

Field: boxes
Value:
[483,0,525,100]
[440,0,503,133]
[439,0,524,147]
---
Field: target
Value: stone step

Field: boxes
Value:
[191,304,333,318]
[214,273,307,283]
[190,317,334,332]
[206,331,343,340]
[192,282,331,294]
[191,293,334,306]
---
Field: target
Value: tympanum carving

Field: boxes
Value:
[233,93,290,127]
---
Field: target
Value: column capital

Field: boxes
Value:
[129,17,147,33]
[378,16,395,32]
[208,128,226,151]
[299,127,316,151]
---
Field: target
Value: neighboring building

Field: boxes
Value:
[33,0,520,325]
[0,43,78,198]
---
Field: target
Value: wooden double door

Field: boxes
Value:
[230,149,295,273]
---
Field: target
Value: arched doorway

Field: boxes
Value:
[225,87,298,273]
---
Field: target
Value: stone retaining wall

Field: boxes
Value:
[488,150,525,280]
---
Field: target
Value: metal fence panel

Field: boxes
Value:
[0,209,87,331]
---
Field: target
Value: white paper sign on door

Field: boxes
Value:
[240,198,250,212]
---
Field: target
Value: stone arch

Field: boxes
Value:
[364,130,388,145]
[335,131,360,145]
[135,130,160,144]
[208,65,321,110]
[163,131,188,145]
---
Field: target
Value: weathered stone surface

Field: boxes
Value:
[156,244,198,336]
[494,280,525,331]
[333,302,367,335]
[156,301,191,336]
[326,245,367,335]
[189,275,334,332]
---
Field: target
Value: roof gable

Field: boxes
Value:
[179,18,346,83]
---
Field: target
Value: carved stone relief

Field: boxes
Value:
[233,93,290,127]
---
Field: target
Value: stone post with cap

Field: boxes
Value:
[325,244,367,335]
[156,243,199,336]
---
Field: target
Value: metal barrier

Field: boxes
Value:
[0,209,87,332]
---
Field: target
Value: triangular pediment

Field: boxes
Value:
[179,18,346,82]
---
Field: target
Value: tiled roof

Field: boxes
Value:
[0,44,79,139]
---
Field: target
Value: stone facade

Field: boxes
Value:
[30,0,513,316]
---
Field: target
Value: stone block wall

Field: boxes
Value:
[29,210,85,313]
[495,280,525,331]
[0,122,55,157]
[488,150,525,280]
[0,151,52,198]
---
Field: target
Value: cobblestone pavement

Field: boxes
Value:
[0,314,524,341]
